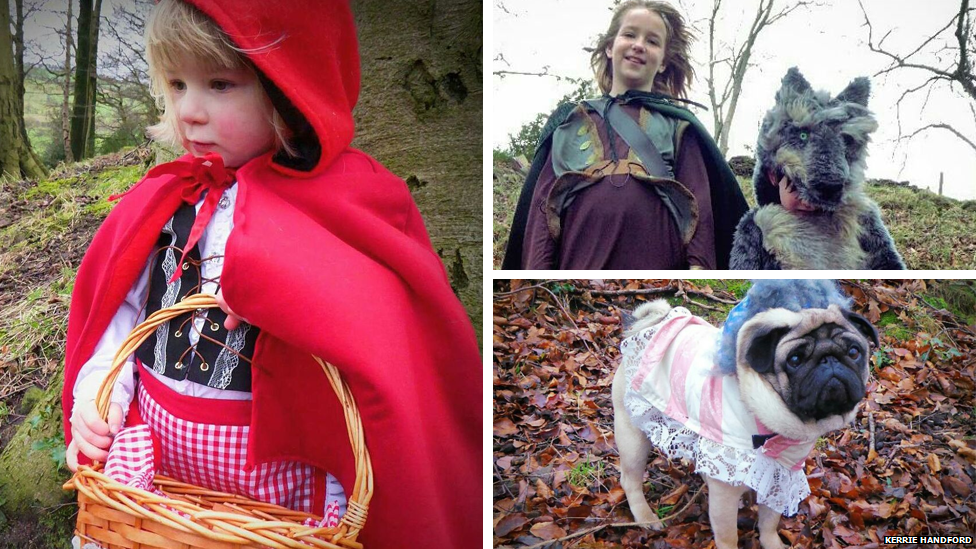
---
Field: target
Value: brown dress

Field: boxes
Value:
[522,102,715,270]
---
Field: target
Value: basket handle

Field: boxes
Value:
[92,293,373,537]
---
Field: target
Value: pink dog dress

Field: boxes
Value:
[620,307,817,516]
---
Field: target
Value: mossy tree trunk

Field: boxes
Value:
[351,0,482,339]
[0,0,46,179]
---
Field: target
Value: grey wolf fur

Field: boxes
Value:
[613,280,877,549]
[730,67,906,269]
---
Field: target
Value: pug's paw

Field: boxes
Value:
[630,507,665,530]
[638,518,665,531]
[759,532,787,549]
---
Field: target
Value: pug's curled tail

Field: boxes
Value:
[622,299,673,338]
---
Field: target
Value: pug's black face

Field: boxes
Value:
[742,307,878,422]
[777,323,869,420]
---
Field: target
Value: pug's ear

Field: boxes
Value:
[844,311,879,348]
[737,309,801,374]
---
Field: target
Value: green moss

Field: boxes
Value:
[690,280,752,300]
[85,165,143,202]
[927,281,976,325]
[877,310,899,327]
[0,371,74,522]
[738,176,755,209]
[884,325,914,343]
[18,388,45,415]
[876,310,912,341]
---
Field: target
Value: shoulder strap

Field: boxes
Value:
[584,98,669,178]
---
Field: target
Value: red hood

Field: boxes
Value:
[184,0,360,177]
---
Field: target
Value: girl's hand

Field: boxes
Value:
[215,290,248,331]
[772,174,816,213]
[66,400,124,472]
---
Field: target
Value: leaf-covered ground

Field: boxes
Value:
[493,280,976,548]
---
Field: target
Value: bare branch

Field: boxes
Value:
[493,68,581,82]
[861,0,975,100]
[705,0,817,154]
[908,123,976,153]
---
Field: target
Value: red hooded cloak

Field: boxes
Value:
[61,2,481,548]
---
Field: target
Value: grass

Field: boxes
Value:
[689,280,751,300]
[567,455,606,488]
[871,184,976,269]
[0,164,141,255]
[492,160,976,270]
[493,162,525,266]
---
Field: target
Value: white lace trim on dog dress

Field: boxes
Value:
[620,307,815,516]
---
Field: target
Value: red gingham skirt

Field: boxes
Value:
[137,365,345,518]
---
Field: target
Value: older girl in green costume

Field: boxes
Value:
[504,0,747,270]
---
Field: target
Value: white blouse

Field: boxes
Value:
[72,184,251,420]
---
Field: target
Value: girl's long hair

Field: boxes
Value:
[590,1,695,99]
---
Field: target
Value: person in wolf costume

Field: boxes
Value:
[730,67,905,270]
[502,1,748,270]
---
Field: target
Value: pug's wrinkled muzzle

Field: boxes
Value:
[796,355,863,420]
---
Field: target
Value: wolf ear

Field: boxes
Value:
[776,67,812,100]
[836,76,870,106]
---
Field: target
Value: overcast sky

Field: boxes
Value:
[492,0,976,200]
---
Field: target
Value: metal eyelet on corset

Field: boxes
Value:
[174,361,183,370]
[174,330,183,338]
[200,362,210,372]
[210,322,220,332]
[182,262,190,270]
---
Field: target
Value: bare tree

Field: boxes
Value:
[98,0,158,142]
[1,0,46,178]
[10,0,45,166]
[860,0,976,154]
[62,0,74,162]
[69,0,103,160]
[704,0,814,156]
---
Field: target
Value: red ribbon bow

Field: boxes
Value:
[112,153,237,284]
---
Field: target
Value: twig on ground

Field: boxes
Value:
[522,486,705,549]
[684,298,725,313]
[587,287,740,305]
[494,282,611,370]
[869,411,876,453]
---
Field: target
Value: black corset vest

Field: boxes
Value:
[134,202,257,391]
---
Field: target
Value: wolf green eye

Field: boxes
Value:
[799,131,808,141]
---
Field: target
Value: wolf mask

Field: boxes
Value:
[730,67,906,269]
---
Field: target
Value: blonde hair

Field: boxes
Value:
[145,0,295,156]
[590,1,695,99]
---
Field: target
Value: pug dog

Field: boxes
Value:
[612,280,877,549]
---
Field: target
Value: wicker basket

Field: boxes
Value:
[63,294,373,549]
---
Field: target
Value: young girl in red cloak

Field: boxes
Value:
[61,1,481,547]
